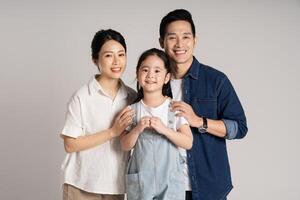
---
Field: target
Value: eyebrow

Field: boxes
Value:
[140,65,164,70]
[166,32,192,36]
[102,50,125,54]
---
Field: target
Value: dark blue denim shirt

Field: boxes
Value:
[183,58,248,200]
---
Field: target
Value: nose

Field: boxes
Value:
[113,54,119,65]
[146,71,154,79]
[175,37,183,48]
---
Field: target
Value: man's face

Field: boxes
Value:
[160,20,196,67]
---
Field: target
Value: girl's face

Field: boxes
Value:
[137,55,170,94]
[94,40,126,80]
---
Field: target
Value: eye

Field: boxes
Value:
[119,53,125,57]
[155,70,161,73]
[104,54,112,57]
[183,36,191,39]
[168,36,176,40]
[142,68,148,73]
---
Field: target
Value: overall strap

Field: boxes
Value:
[167,101,176,130]
[130,102,139,126]
[127,102,140,159]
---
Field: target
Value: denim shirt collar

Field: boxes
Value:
[184,56,201,80]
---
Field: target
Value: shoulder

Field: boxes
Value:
[73,83,90,99]
[67,83,90,106]
[131,98,142,107]
[124,85,137,104]
[125,85,137,96]
[165,97,172,107]
[200,62,227,80]
[196,62,230,90]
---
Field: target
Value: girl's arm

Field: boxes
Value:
[62,106,134,153]
[120,116,151,151]
[150,117,193,150]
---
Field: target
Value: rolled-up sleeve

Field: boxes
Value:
[222,119,238,140]
[61,95,84,138]
[218,76,248,139]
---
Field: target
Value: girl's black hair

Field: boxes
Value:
[134,48,174,103]
[91,29,126,60]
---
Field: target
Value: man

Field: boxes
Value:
[159,9,248,200]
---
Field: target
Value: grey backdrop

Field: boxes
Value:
[1,0,299,199]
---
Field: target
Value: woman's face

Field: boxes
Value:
[94,40,126,80]
[137,55,170,93]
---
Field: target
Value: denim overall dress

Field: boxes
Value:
[126,101,185,200]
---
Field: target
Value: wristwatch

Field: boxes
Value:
[198,117,208,133]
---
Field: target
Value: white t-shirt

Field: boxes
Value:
[134,98,187,131]
[170,78,192,191]
[61,76,136,194]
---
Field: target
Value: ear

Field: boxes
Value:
[164,72,171,84]
[194,36,197,46]
[159,37,164,49]
[92,58,98,66]
[93,59,101,72]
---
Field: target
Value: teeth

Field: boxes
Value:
[174,50,186,54]
[111,68,121,72]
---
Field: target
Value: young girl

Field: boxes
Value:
[60,29,136,200]
[120,48,193,200]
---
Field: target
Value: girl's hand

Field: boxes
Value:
[111,106,135,137]
[135,116,151,134]
[150,117,168,135]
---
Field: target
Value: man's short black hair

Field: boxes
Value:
[159,9,196,39]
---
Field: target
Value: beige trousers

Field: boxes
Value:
[63,184,124,200]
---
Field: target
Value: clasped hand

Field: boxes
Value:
[136,116,167,135]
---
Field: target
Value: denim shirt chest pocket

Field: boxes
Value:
[191,97,218,119]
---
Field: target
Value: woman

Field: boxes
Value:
[60,29,136,200]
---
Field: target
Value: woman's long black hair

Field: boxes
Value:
[134,48,174,103]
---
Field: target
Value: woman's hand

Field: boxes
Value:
[111,106,135,137]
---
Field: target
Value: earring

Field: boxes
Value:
[97,66,102,73]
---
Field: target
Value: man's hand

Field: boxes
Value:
[171,100,201,128]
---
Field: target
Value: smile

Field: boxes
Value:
[173,50,187,55]
[111,67,121,72]
[145,80,157,84]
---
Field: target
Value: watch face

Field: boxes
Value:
[198,127,206,133]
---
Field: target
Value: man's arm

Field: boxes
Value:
[171,77,247,139]
[170,102,228,138]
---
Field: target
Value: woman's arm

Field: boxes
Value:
[150,117,193,150]
[62,129,114,153]
[62,106,134,153]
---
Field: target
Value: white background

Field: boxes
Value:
[0,0,299,199]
